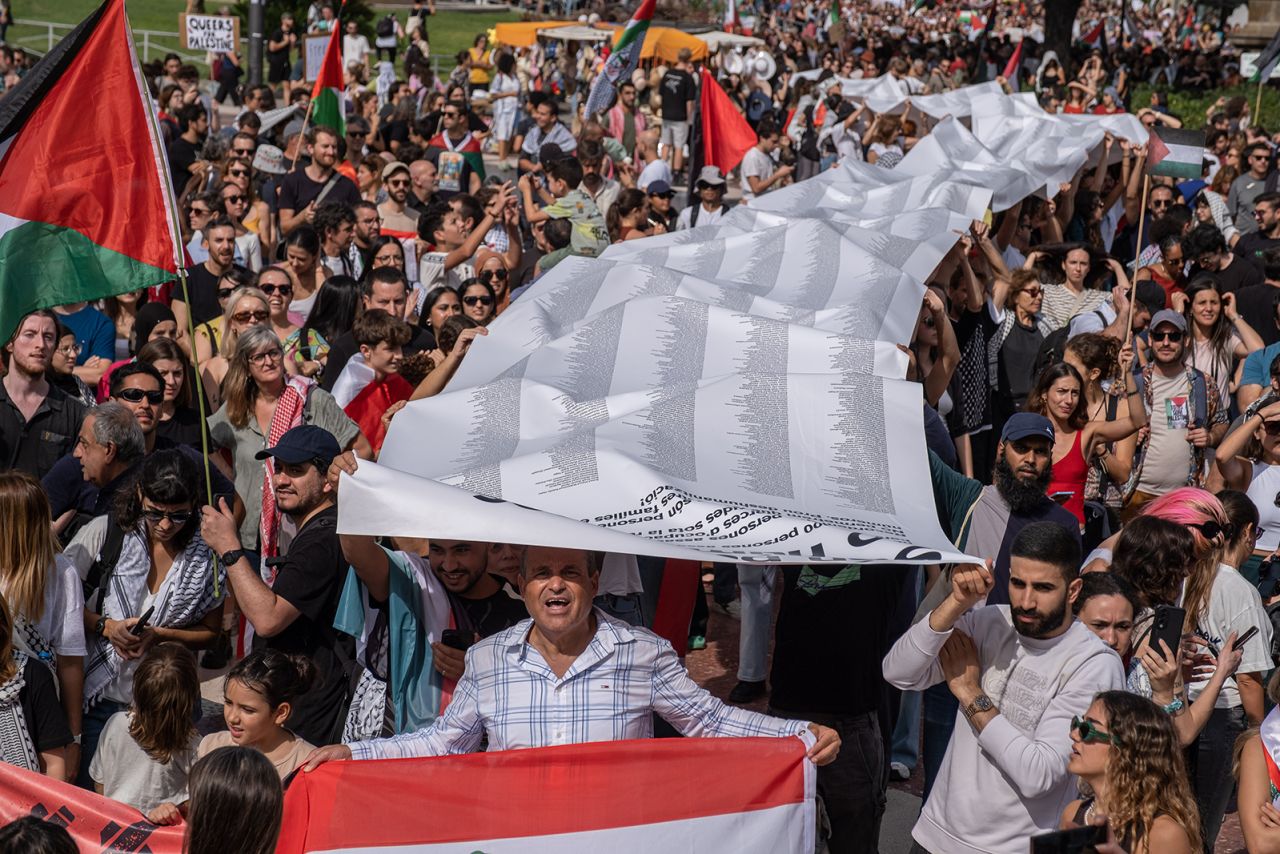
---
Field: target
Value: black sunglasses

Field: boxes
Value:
[217,287,236,300]
[479,269,508,283]
[117,387,163,405]
[142,507,193,525]
[463,295,493,306]
[259,283,293,296]
[1150,330,1184,342]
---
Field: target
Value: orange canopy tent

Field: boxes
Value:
[603,24,709,63]
[492,20,576,47]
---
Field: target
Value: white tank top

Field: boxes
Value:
[1247,461,1280,552]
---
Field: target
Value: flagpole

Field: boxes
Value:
[289,97,317,173]
[1257,76,1266,132]
[126,9,220,597]
[1125,173,1150,344]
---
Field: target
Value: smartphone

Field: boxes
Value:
[1234,626,1260,651]
[1149,604,1186,660]
[130,605,156,637]
[1050,491,1074,505]
[440,629,474,652]
[1029,824,1107,854]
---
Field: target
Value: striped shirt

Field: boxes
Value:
[348,610,809,759]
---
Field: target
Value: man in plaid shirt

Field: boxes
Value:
[305,545,841,767]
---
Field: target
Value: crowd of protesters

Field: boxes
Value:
[6,0,1280,852]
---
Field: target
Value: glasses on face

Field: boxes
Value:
[223,194,245,204]
[1150,329,1184,342]
[142,506,193,526]
[259,283,293,297]
[479,269,508,283]
[248,348,283,365]
[229,169,249,178]
[233,146,255,156]
[56,342,81,357]
[386,179,410,187]
[1151,199,1172,209]
[1070,716,1114,746]
[1020,287,1043,299]
[1252,154,1270,162]
[190,206,211,216]
[463,295,493,307]
[442,111,460,118]
[233,310,270,323]
[217,287,236,301]
[117,386,164,405]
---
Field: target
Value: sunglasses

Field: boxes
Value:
[233,148,255,156]
[217,287,236,300]
[1021,287,1043,298]
[1189,520,1230,541]
[259,283,293,297]
[1150,329,1184,342]
[1070,716,1114,745]
[223,194,245,204]
[463,295,493,306]
[480,269,508,283]
[190,207,212,215]
[387,179,410,187]
[117,387,164,405]
[442,111,460,118]
[232,310,270,323]
[229,169,249,178]
[142,507,193,525]
[1151,199,1172,208]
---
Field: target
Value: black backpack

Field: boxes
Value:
[1031,309,1108,381]
[82,516,128,614]
[376,14,395,37]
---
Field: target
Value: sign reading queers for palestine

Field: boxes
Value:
[180,13,239,53]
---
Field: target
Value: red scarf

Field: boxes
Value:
[259,375,316,567]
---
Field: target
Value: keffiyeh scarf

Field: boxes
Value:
[0,651,37,771]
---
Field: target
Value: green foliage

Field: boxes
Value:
[229,0,375,39]
[1129,82,1280,130]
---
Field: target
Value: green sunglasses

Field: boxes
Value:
[1071,716,1115,745]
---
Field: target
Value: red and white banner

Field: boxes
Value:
[0,762,185,852]
[278,737,815,853]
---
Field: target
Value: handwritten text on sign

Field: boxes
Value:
[181,14,239,52]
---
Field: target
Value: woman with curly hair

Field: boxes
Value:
[1233,671,1280,853]
[1061,691,1201,853]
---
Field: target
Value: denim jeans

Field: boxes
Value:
[771,709,885,854]
[921,683,958,803]
[1189,704,1248,852]
[594,593,645,627]
[891,690,921,769]
[737,565,775,682]
[77,698,128,789]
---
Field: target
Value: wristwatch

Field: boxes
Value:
[93,616,107,638]
[219,549,247,567]
[962,694,995,720]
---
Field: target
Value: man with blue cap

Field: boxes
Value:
[910,411,1081,802]
[200,424,356,744]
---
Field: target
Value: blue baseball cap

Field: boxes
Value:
[1000,413,1055,444]
[255,425,341,466]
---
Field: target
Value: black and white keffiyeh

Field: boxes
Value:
[0,651,38,771]
[84,527,223,708]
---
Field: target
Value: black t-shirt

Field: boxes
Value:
[994,315,1043,404]
[179,264,223,326]
[21,658,72,753]
[167,136,201,191]
[255,505,355,745]
[1210,255,1264,294]
[769,565,909,716]
[267,27,293,71]
[277,169,362,216]
[426,141,477,200]
[659,69,696,122]
[155,405,208,449]
[1235,231,1280,273]
[1235,283,1280,347]
[320,327,436,392]
[454,580,528,639]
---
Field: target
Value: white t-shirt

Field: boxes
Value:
[417,252,473,296]
[676,202,728,231]
[1187,564,1273,709]
[5,555,87,658]
[1135,370,1193,496]
[343,34,371,66]
[89,711,200,813]
[636,158,674,192]
[740,146,775,201]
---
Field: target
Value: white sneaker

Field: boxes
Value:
[889,762,910,781]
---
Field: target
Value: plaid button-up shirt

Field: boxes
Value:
[349,610,809,759]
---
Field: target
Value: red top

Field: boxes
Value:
[1047,429,1087,525]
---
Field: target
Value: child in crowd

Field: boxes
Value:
[0,596,71,780]
[89,644,200,825]
[417,184,514,295]
[334,309,415,454]
[184,746,283,854]
[518,156,609,262]
[198,648,316,780]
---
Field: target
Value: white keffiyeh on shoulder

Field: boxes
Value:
[84,527,224,707]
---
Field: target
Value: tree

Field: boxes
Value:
[1043,0,1083,77]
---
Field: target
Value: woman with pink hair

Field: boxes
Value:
[1140,487,1229,633]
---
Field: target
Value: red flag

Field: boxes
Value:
[1002,40,1024,87]
[0,762,185,852]
[1082,19,1104,46]
[700,68,756,173]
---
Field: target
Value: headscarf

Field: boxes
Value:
[133,302,176,353]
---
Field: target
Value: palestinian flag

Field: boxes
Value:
[331,355,414,455]
[584,0,655,118]
[1253,27,1280,84]
[0,0,181,342]
[725,0,739,33]
[1147,127,1205,180]
[427,132,486,183]
[310,7,346,137]
[1081,19,1105,47]
[1002,39,1024,89]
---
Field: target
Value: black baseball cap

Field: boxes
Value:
[255,425,341,466]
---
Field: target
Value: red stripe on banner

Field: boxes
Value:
[0,762,185,853]
[278,736,807,851]
[652,558,700,656]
